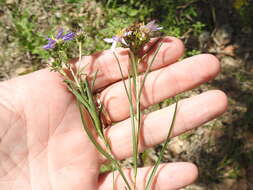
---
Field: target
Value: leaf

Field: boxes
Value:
[233,0,248,9]
[145,101,178,190]
[128,9,138,17]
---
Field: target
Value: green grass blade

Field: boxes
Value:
[145,100,178,190]
[113,52,131,102]
[134,41,164,187]
[135,42,164,146]
[141,38,163,60]
[67,86,89,108]
[91,69,99,91]
[84,78,104,139]
[138,42,163,101]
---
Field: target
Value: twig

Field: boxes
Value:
[176,0,200,9]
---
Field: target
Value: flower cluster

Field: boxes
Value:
[42,21,172,190]
[104,20,162,56]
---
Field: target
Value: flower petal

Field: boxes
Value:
[110,41,117,51]
[104,38,115,43]
[62,32,75,41]
[112,36,121,42]
[124,31,132,36]
[43,39,56,49]
[120,38,128,46]
[145,20,163,31]
[56,28,64,39]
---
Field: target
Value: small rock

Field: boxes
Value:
[212,24,233,46]
[212,179,247,190]
[182,184,206,190]
[242,26,252,34]
[169,138,185,155]
[219,178,237,189]
[222,45,237,57]
[55,12,62,18]
[235,179,248,190]
[6,0,15,4]
[96,7,103,16]
[15,67,30,75]
[199,31,211,49]
[221,56,239,68]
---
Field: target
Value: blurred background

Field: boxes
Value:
[0,0,253,189]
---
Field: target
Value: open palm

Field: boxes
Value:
[0,37,227,190]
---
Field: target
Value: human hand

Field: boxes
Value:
[0,37,227,190]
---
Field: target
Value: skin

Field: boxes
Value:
[0,37,227,190]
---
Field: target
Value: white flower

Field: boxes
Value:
[104,32,131,50]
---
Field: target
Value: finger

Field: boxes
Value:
[75,36,184,89]
[104,90,227,160]
[100,54,220,122]
[98,162,198,190]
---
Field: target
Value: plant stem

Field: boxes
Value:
[78,103,132,190]
[135,43,164,163]
[129,52,139,190]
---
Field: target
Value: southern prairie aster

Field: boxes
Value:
[141,20,163,33]
[104,36,128,50]
[43,28,75,50]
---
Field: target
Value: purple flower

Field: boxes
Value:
[43,28,76,50]
[104,36,128,50]
[104,32,131,50]
[61,31,75,41]
[143,20,163,32]
[43,38,57,49]
[56,28,64,39]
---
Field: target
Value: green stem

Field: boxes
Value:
[135,43,164,164]
[78,103,132,190]
[78,76,129,189]
[136,42,164,150]
[129,52,139,188]
[78,42,82,63]
[113,53,137,183]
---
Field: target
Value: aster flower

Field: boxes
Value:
[43,38,57,50]
[141,20,163,33]
[43,28,76,50]
[104,31,131,50]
